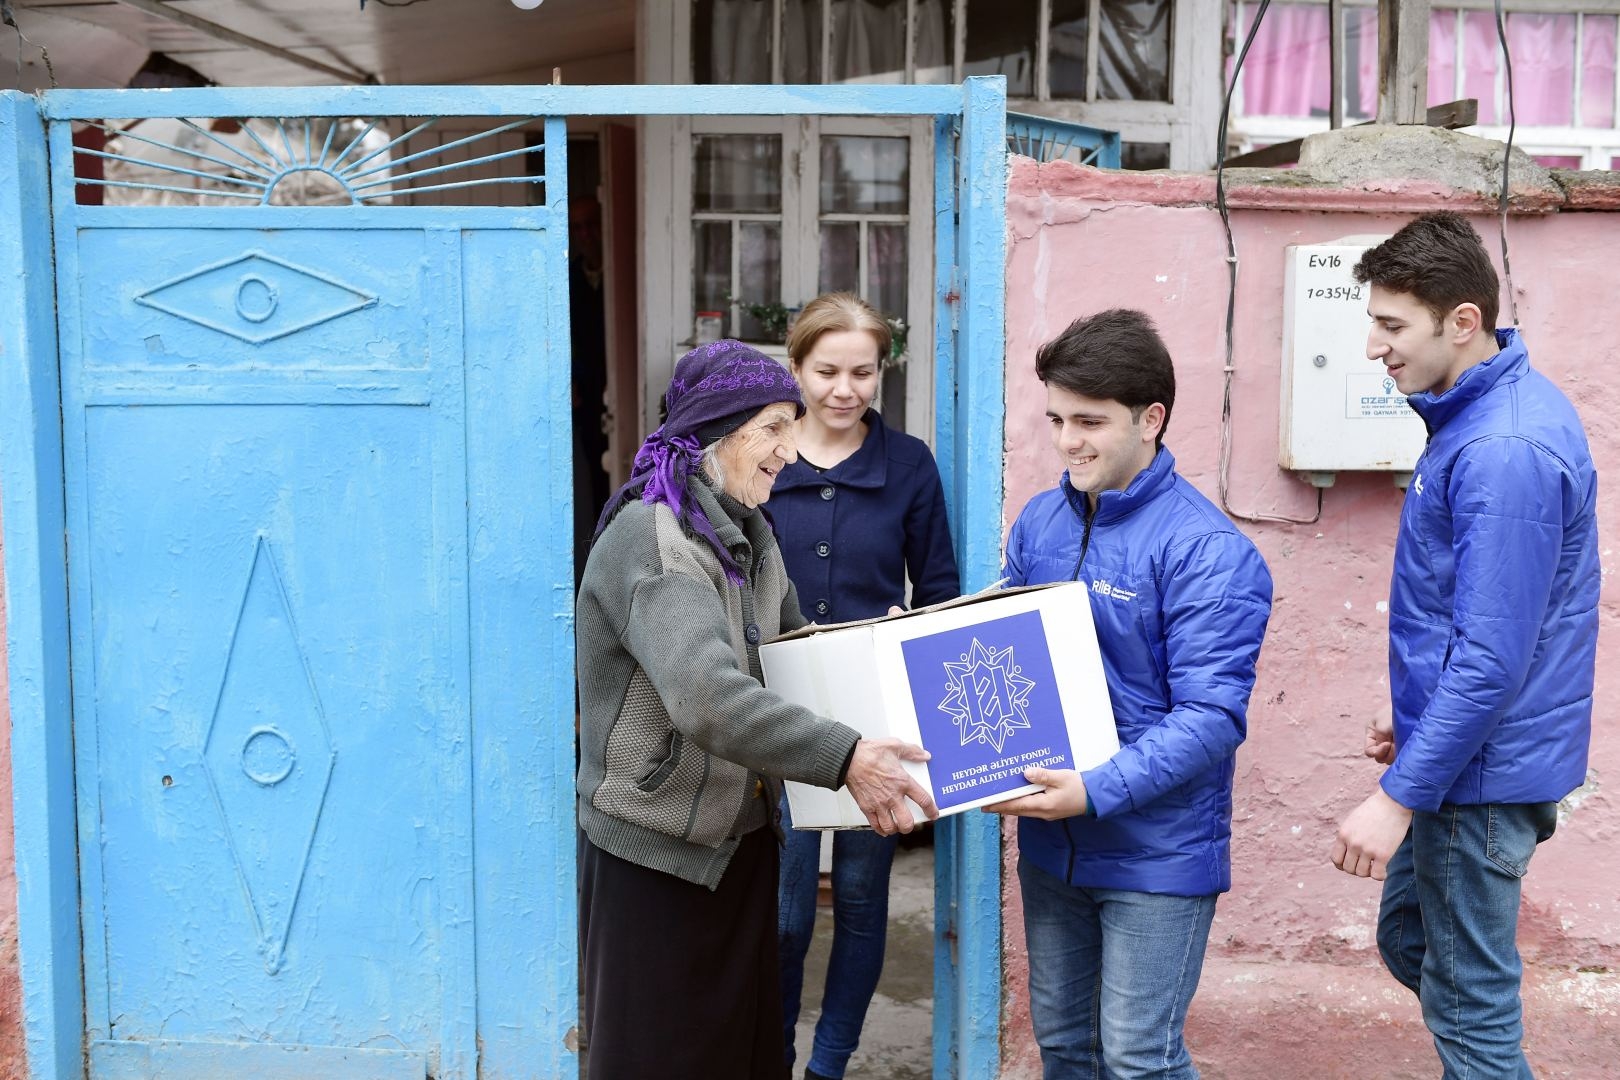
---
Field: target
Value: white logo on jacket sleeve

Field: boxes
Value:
[939,638,1034,754]
[1090,579,1138,602]
[1412,473,1424,496]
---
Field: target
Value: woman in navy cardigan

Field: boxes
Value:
[773,293,959,1080]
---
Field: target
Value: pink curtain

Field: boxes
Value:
[1429,11,1457,107]
[1238,3,1330,117]
[1462,12,1502,124]
[1508,13,1577,125]
[1583,15,1617,127]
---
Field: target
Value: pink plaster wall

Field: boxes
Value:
[998,159,1620,1078]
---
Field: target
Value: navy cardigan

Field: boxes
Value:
[769,409,960,623]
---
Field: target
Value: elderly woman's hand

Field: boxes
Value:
[845,738,939,836]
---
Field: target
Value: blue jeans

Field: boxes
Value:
[1019,856,1215,1080]
[777,799,899,1078]
[1377,802,1558,1080]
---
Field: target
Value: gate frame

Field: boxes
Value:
[0,80,1007,1079]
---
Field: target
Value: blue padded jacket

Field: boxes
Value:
[1382,329,1597,812]
[1004,449,1273,896]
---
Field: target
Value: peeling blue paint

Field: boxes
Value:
[0,89,84,1080]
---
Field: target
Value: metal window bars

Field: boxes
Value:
[71,115,551,207]
[1005,110,1121,167]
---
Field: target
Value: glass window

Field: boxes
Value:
[1050,0,1090,100]
[694,135,782,213]
[867,223,908,319]
[694,221,732,316]
[784,0,824,82]
[1237,3,1329,117]
[693,0,775,83]
[1584,15,1618,128]
[738,222,784,339]
[819,223,860,294]
[1507,12,1577,127]
[1098,0,1171,102]
[1121,141,1170,170]
[821,135,909,213]
[964,0,1037,97]
[914,0,955,84]
[831,0,906,83]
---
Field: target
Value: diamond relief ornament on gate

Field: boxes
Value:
[136,251,376,345]
[202,536,337,974]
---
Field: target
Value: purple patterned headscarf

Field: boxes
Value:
[593,339,804,585]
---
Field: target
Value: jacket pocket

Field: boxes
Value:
[635,731,685,792]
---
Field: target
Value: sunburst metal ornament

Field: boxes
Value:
[938,638,1036,754]
[75,115,548,205]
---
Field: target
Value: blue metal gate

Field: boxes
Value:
[0,81,1008,1080]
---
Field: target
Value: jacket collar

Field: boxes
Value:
[1406,328,1527,431]
[1061,446,1177,525]
[692,473,771,559]
[773,408,889,491]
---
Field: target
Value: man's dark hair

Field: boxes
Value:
[1352,211,1500,331]
[1034,308,1176,449]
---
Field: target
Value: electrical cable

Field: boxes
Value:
[1493,0,1520,326]
[1214,0,1324,526]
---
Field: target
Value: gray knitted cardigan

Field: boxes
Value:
[575,477,861,889]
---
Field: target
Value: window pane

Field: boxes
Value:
[1582,15,1616,127]
[693,0,775,83]
[694,135,782,213]
[1462,12,1502,124]
[1121,141,1170,170]
[1429,9,1459,108]
[821,135,910,213]
[1507,13,1576,126]
[693,220,732,325]
[739,222,783,340]
[1346,6,1379,120]
[784,0,824,82]
[1533,154,1581,169]
[1098,0,1171,101]
[914,0,955,83]
[832,0,905,83]
[964,0,1037,97]
[1050,0,1089,100]
[1237,3,1329,118]
[868,223,908,323]
[819,223,860,295]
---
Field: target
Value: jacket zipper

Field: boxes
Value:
[1065,494,1095,881]
[1069,497,1096,582]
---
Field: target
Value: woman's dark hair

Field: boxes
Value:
[1034,308,1176,449]
[1352,211,1500,331]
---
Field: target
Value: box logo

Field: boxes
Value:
[939,638,1035,753]
[901,610,1076,811]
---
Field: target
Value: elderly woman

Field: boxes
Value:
[575,339,937,1080]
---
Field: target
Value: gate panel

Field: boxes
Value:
[59,220,479,1078]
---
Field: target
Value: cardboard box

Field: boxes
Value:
[761,583,1119,830]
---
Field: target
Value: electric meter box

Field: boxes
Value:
[1279,237,1427,479]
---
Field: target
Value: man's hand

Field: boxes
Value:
[1330,787,1412,880]
[845,738,938,836]
[1364,713,1396,765]
[983,767,1086,820]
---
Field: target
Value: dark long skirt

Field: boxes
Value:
[580,828,788,1080]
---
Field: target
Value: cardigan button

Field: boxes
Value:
[745,623,761,644]
[815,599,829,616]
[816,541,831,557]
[820,485,835,501]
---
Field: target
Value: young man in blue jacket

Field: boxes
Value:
[1332,212,1597,1076]
[989,309,1273,1079]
